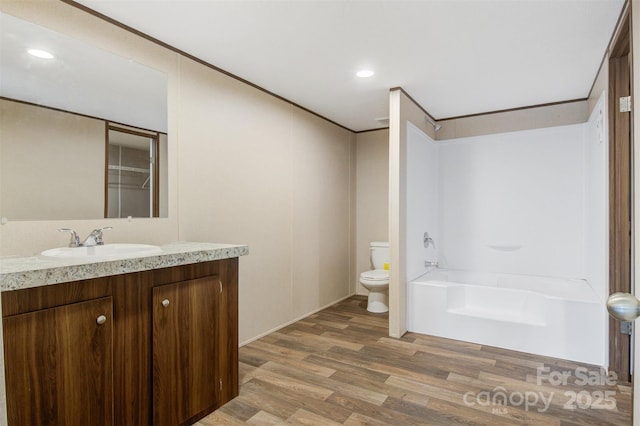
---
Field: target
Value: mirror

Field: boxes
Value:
[107,125,160,218]
[0,12,168,221]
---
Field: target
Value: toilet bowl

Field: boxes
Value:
[360,242,390,313]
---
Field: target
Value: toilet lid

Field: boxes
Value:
[360,269,389,281]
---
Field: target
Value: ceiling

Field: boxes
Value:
[74,0,625,132]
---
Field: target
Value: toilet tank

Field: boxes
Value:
[370,242,389,270]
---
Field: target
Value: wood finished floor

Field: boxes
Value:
[195,296,632,425]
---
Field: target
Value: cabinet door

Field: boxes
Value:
[152,276,218,425]
[3,297,114,426]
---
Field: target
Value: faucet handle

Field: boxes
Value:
[91,226,112,245]
[423,232,435,249]
[58,228,80,247]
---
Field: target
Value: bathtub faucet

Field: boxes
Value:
[424,260,438,268]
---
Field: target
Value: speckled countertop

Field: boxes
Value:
[0,242,249,291]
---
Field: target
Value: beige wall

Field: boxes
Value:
[355,129,389,294]
[0,99,105,220]
[1,100,169,223]
[436,100,588,140]
[177,55,355,341]
[0,1,355,348]
[588,59,608,115]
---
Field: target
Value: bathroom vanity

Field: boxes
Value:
[0,242,248,426]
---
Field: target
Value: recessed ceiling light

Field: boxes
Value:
[356,69,374,78]
[27,49,54,59]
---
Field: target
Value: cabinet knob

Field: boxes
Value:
[96,315,107,325]
[162,299,170,308]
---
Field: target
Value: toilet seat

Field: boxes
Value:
[360,269,389,285]
[360,269,389,280]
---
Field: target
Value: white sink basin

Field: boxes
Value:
[41,243,162,261]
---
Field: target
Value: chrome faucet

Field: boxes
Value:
[58,228,81,247]
[81,227,113,247]
[424,260,439,268]
[59,227,112,247]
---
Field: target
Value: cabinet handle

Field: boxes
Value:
[162,299,170,308]
[96,315,107,325]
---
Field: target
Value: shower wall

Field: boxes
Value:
[438,124,586,279]
[583,92,609,301]
[403,93,609,366]
[406,122,438,281]
[405,92,608,296]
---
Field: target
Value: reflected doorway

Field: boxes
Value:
[105,124,159,218]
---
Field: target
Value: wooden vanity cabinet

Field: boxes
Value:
[1,258,239,426]
[153,276,219,425]
[215,258,239,405]
[150,258,239,425]
[3,297,114,426]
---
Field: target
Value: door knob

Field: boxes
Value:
[607,292,640,321]
[96,315,107,325]
[162,299,170,308]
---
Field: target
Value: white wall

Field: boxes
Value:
[388,89,437,338]
[438,124,586,278]
[584,91,609,301]
[583,91,609,369]
[405,122,438,281]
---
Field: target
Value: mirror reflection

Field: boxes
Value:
[0,12,168,221]
[107,126,162,218]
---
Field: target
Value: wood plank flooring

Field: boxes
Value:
[195,296,632,425]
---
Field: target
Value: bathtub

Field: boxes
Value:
[407,269,606,365]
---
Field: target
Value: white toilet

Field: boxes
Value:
[360,242,390,313]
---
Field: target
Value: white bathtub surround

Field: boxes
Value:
[438,123,586,279]
[404,93,609,365]
[406,122,438,281]
[408,269,605,365]
[584,93,609,306]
